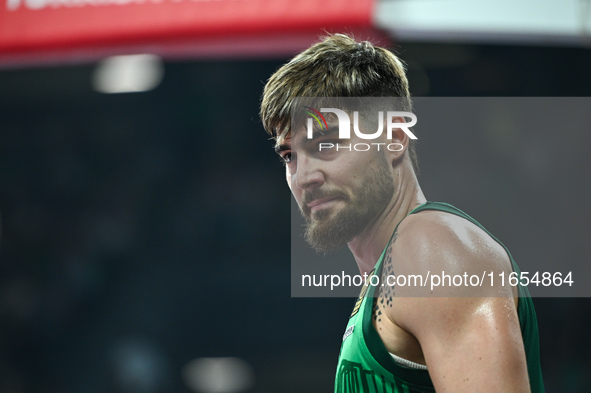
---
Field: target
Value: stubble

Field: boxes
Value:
[301,152,395,253]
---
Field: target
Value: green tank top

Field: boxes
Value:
[334,201,544,393]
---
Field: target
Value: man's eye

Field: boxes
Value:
[280,152,293,165]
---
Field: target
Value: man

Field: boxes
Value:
[260,34,544,393]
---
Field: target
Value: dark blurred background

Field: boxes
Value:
[1,42,590,393]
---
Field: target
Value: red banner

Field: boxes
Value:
[0,0,378,64]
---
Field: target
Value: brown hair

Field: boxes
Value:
[260,33,417,170]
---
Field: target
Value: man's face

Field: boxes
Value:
[276,124,395,252]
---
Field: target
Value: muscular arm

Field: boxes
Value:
[397,296,529,392]
[382,212,530,393]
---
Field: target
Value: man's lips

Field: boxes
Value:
[306,196,341,213]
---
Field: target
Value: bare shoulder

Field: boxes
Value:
[389,209,514,297]
[378,210,530,392]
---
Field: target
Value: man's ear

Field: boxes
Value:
[385,116,412,164]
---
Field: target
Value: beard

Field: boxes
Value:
[300,152,395,253]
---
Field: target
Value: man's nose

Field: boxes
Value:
[294,154,324,191]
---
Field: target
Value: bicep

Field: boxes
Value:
[399,296,530,393]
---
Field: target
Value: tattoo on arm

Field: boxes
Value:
[373,230,398,323]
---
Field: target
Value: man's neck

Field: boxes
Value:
[347,171,426,276]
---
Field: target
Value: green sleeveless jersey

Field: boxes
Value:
[335,202,544,393]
